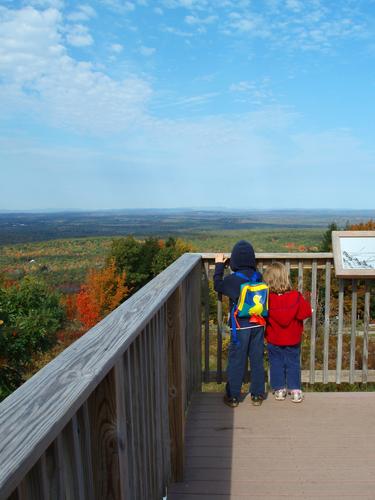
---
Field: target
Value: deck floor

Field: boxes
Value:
[168,392,375,500]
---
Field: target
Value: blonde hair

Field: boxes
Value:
[263,262,291,294]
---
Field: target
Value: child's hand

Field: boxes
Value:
[215,253,228,264]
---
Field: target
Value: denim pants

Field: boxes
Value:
[226,326,265,398]
[267,343,301,391]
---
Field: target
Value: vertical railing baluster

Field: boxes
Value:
[71,415,85,500]
[350,279,358,384]
[336,279,344,385]
[217,293,223,384]
[204,262,210,383]
[114,357,130,500]
[298,260,303,292]
[161,305,171,489]
[323,261,331,384]
[309,260,318,384]
[362,281,370,384]
[285,259,290,277]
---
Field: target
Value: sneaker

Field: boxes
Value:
[251,395,264,406]
[290,390,303,403]
[274,388,287,401]
[223,394,239,408]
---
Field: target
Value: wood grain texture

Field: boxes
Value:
[0,253,200,499]
[362,282,371,384]
[87,369,121,500]
[336,278,345,384]
[323,261,331,384]
[167,286,186,482]
[309,260,318,384]
[350,280,358,384]
[114,358,130,500]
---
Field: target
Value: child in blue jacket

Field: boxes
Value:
[214,240,265,407]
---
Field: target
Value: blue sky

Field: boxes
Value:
[0,0,375,210]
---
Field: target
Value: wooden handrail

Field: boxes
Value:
[201,253,374,386]
[0,253,201,499]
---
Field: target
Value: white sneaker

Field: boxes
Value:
[274,388,287,401]
[290,390,303,403]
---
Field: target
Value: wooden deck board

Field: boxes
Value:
[168,392,375,500]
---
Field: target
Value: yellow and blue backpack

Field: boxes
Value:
[231,272,269,343]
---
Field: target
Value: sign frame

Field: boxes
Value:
[332,231,375,278]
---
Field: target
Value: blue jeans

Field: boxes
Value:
[226,326,265,398]
[267,343,301,391]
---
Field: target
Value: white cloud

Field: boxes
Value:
[28,0,65,8]
[110,43,124,53]
[65,24,93,46]
[0,6,152,133]
[67,5,97,22]
[185,14,217,25]
[138,45,155,56]
[99,0,135,12]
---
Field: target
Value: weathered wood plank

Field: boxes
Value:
[309,260,318,384]
[298,260,303,292]
[362,282,371,384]
[137,333,151,499]
[77,402,95,500]
[201,252,333,261]
[124,348,138,499]
[88,369,121,500]
[160,305,171,490]
[71,415,86,500]
[153,311,165,499]
[323,261,331,384]
[216,293,223,384]
[350,280,358,384]
[167,285,186,482]
[203,262,210,384]
[0,253,201,499]
[114,358,130,500]
[336,279,344,385]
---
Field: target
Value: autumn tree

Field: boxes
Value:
[76,259,129,329]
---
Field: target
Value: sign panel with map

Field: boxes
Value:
[332,231,375,278]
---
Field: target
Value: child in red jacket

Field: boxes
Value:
[263,262,312,403]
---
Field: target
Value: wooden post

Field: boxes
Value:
[349,280,358,384]
[217,293,223,384]
[362,281,371,384]
[167,285,186,482]
[204,262,210,384]
[323,261,331,384]
[336,279,344,385]
[309,260,318,384]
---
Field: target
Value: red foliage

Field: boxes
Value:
[76,259,130,330]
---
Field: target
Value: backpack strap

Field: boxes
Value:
[235,271,251,281]
[230,306,240,344]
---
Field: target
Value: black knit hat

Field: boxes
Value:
[230,240,256,271]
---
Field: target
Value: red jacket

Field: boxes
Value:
[265,290,312,346]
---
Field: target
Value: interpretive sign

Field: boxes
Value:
[332,231,375,278]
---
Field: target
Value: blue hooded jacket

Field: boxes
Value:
[213,240,262,328]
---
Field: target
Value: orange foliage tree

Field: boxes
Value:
[76,259,129,329]
[347,220,375,231]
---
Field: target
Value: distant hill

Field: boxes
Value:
[0,209,374,245]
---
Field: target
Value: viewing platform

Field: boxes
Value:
[0,253,374,499]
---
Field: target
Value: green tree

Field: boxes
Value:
[0,277,65,400]
[151,238,193,275]
[319,222,338,252]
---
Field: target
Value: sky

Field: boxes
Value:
[0,0,375,210]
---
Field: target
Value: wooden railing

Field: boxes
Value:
[202,253,374,385]
[1,251,373,500]
[0,253,201,500]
